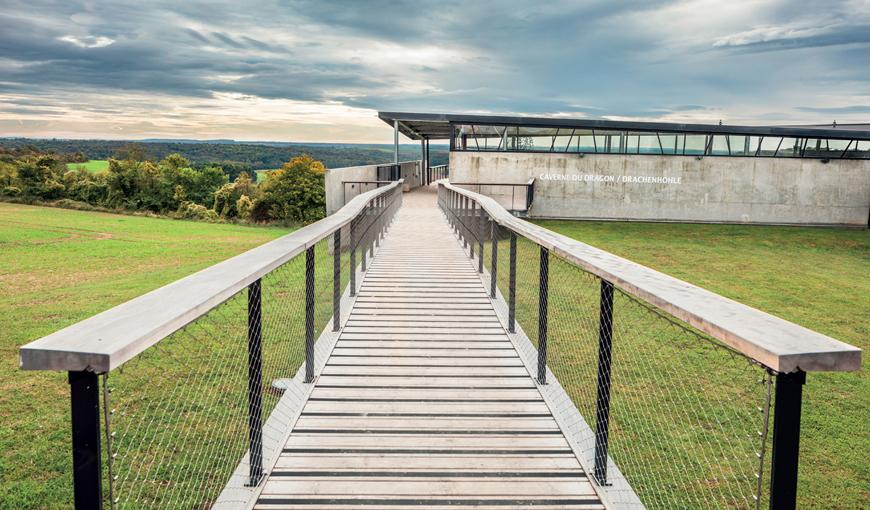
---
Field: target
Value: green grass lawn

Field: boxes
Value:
[0,202,291,508]
[255,169,276,183]
[527,220,870,508]
[65,159,109,173]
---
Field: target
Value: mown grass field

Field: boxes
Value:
[65,159,109,173]
[0,202,291,508]
[526,220,869,508]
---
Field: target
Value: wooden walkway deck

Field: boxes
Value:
[254,187,604,509]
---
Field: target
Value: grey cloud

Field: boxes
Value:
[0,0,868,138]
[796,105,870,114]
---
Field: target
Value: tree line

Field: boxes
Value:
[0,138,448,170]
[0,148,326,224]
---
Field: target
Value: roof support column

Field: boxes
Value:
[393,119,399,165]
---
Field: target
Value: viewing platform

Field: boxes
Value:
[252,187,604,509]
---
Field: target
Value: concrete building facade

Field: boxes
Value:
[378,112,870,227]
[450,151,870,226]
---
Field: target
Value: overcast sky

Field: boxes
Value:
[1,0,868,143]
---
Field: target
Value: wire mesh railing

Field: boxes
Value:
[436,182,859,510]
[21,180,403,509]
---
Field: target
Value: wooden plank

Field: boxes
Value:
[308,387,544,401]
[349,309,497,316]
[339,333,506,341]
[272,454,582,470]
[344,319,503,326]
[325,356,523,366]
[302,401,551,414]
[321,366,529,377]
[330,349,519,358]
[259,480,598,496]
[342,327,504,334]
[283,434,571,450]
[315,375,536,388]
[352,303,494,310]
[293,416,560,431]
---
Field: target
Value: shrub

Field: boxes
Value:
[251,155,325,222]
[175,201,220,222]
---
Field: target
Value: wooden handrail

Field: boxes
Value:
[19,180,404,373]
[440,181,861,373]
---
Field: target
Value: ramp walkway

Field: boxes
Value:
[254,188,604,509]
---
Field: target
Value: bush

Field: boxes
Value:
[175,201,220,222]
[251,155,325,222]
[2,185,21,197]
[236,194,254,221]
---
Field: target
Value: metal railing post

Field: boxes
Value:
[508,232,517,333]
[349,225,356,296]
[246,279,264,486]
[469,203,476,260]
[537,247,549,384]
[304,246,315,383]
[68,370,103,510]
[593,279,614,485]
[769,370,806,510]
[490,221,498,297]
[478,207,485,273]
[463,197,469,249]
[333,230,341,332]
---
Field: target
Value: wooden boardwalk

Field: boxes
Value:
[254,187,604,509]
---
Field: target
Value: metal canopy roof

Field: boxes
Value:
[377,111,870,141]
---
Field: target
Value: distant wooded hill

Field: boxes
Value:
[0,138,449,170]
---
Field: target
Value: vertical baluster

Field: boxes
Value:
[333,230,341,332]
[247,279,264,486]
[490,220,498,298]
[304,246,315,383]
[769,371,806,510]
[593,280,614,485]
[69,370,103,509]
[537,247,549,384]
[508,232,517,333]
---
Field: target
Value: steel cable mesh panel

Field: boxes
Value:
[545,255,774,509]
[103,249,319,509]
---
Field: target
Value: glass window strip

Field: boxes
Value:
[449,122,868,158]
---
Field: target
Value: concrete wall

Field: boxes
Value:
[324,164,378,215]
[325,160,423,215]
[450,151,870,226]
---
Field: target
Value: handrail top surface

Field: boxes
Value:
[440,181,861,373]
[19,180,403,373]
[451,179,535,186]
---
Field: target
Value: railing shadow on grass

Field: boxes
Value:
[437,181,860,510]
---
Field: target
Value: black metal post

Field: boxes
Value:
[68,370,103,510]
[593,280,614,485]
[246,279,264,486]
[304,246,315,383]
[463,197,469,248]
[508,232,517,333]
[478,206,484,273]
[349,226,356,297]
[490,221,498,298]
[537,247,549,384]
[769,370,806,510]
[333,230,341,332]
